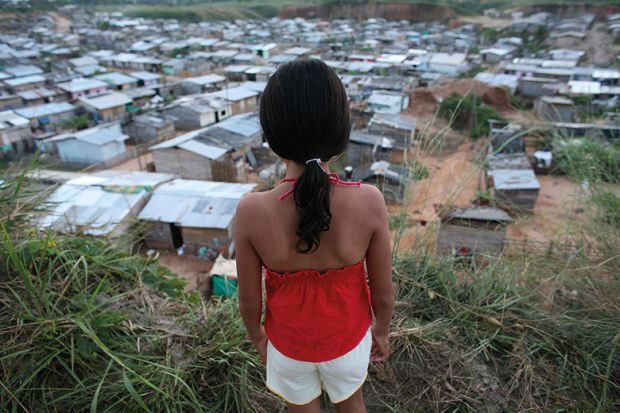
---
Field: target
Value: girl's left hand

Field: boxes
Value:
[253,326,268,364]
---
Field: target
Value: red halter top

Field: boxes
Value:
[263,173,372,362]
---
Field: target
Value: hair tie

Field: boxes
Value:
[305,158,327,173]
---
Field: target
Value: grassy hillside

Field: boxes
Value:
[1,132,619,411]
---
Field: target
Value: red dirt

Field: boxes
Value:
[408,88,438,118]
[481,86,512,112]
[157,251,214,292]
[391,142,483,253]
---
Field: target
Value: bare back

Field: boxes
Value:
[239,181,387,273]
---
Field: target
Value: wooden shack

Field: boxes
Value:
[150,113,261,182]
[488,120,525,155]
[348,131,402,165]
[138,179,256,256]
[124,114,175,144]
[436,205,513,257]
[352,160,408,203]
[487,169,541,211]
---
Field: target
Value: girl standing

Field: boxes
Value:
[235,58,394,413]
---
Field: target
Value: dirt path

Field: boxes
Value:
[458,15,514,30]
[49,12,71,34]
[507,175,587,243]
[391,142,483,253]
[157,251,214,292]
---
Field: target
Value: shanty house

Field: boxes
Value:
[15,102,76,132]
[368,113,417,149]
[161,95,232,130]
[38,170,173,237]
[535,96,577,123]
[79,92,131,123]
[45,123,129,167]
[488,120,525,155]
[181,74,227,94]
[367,91,410,114]
[0,110,32,156]
[205,85,260,115]
[487,169,540,211]
[4,75,47,92]
[427,53,469,76]
[348,130,402,165]
[95,72,138,91]
[436,205,513,257]
[57,78,109,100]
[124,114,175,144]
[138,179,255,255]
[130,71,161,87]
[150,113,261,182]
[16,88,58,106]
[352,160,408,203]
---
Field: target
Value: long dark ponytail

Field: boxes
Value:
[259,59,351,253]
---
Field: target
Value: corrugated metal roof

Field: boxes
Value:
[446,207,513,222]
[95,72,137,85]
[58,78,109,93]
[79,92,132,110]
[489,169,541,190]
[15,102,75,119]
[0,110,29,128]
[39,171,173,235]
[4,75,45,86]
[5,64,43,77]
[369,113,416,131]
[207,85,258,102]
[185,74,226,85]
[138,179,255,229]
[46,123,128,145]
[178,139,228,159]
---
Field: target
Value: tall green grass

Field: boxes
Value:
[1,121,620,412]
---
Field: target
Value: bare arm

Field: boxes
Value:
[234,195,267,360]
[364,186,395,360]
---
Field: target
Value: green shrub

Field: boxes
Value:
[439,93,504,139]
[554,138,620,183]
[60,114,91,131]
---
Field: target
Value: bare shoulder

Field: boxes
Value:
[235,191,268,223]
[358,183,388,213]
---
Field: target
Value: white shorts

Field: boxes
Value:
[266,328,371,405]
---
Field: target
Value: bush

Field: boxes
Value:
[438,93,504,139]
[60,114,90,131]
[1,158,619,412]
[554,138,620,183]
